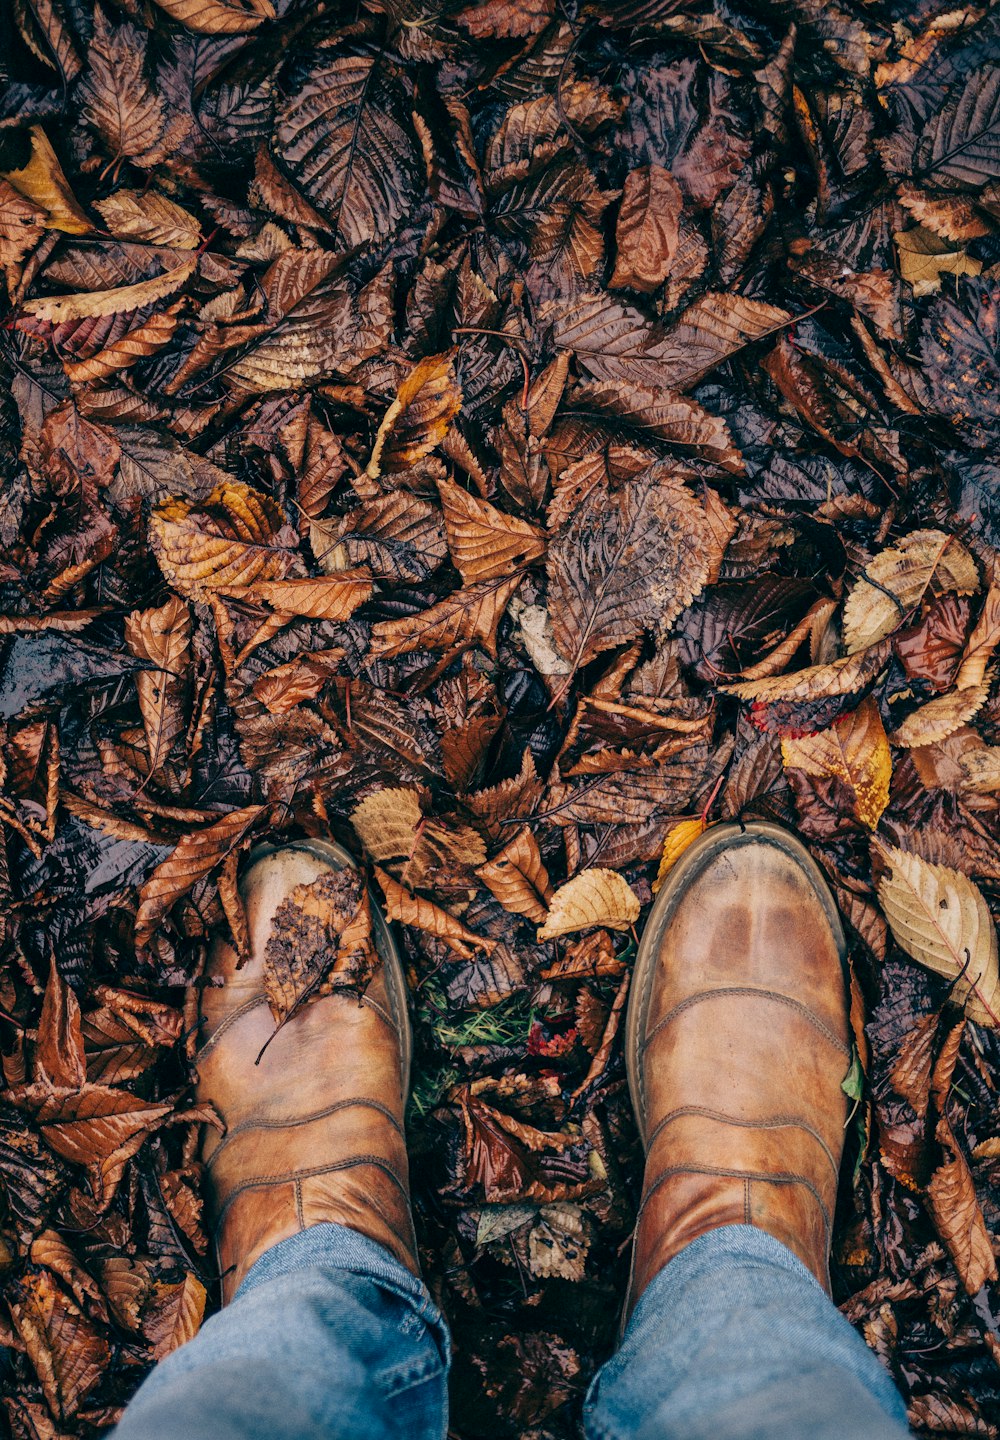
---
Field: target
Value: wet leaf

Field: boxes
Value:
[781,698,891,829]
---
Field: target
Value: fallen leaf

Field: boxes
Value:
[538,869,640,940]
[781,698,891,828]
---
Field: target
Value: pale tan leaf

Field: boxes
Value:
[350,788,423,862]
[610,164,682,294]
[0,177,45,274]
[527,1202,590,1280]
[895,225,981,296]
[875,842,1000,1028]
[508,597,572,679]
[889,676,992,749]
[955,584,1000,690]
[538,867,640,940]
[0,126,90,234]
[150,480,295,600]
[220,573,372,621]
[722,642,890,703]
[781,698,891,827]
[438,478,545,585]
[94,189,201,248]
[134,805,266,949]
[21,260,196,324]
[374,865,492,959]
[367,353,462,478]
[843,530,979,653]
[477,826,553,924]
[652,817,707,894]
[150,0,274,33]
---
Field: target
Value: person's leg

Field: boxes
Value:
[115,1224,449,1440]
[584,1224,909,1440]
[596,821,910,1440]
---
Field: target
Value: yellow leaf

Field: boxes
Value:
[875,842,999,1028]
[842,530,979,654]
[538,868,640,940]
[895,225,981,297]
[0,126,90,234]
[652,817,707,893]
[781,697,891,828]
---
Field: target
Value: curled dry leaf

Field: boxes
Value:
[367,353,462,478]
[781,697,891,828]
[374,866,492,960]
[20,261,196,324]
[875,843,999,1028]
[134,805,265,949]
[843,530,979,654]
[538,868,640,941]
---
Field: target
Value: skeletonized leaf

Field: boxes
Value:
[374,865,492,959]
[367,353,462,478]
[134,805,265,949]
[439,479,545,584]
[875,843,999,1028]
[842,530,979,653]
[610,165,682,293]
[781,697,891,828]
[150,480,295,600]
[538,868,640,940]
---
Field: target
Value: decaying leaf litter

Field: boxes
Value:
[1,0,1000,1434]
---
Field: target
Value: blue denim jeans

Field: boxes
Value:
[114,1223,910,1440]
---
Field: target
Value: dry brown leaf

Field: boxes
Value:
[538,868,640,940]
[438,479,546,585]
[781,698,891,828]
[722,642,890,703]
[477,827,553,924]
[928,1110,998,1296]
[263,870,377,1027]
[374,866,492,959]
[895,226,981,296]
[134,804,265,949]
[369,574,523,659]
[94,189,201,247]
[150,481,296,600]
[142,1274,207,1359]
[875,843,999,1028]
[125,595,191,776]
[955,584,1000,690]
[889,676,992,749]
[843,530,979,654]
[610,165,682,294]
[8,1272,109,1421]
[220,573,372,622]
[367,353,462,478]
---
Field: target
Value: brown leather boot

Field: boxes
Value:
[624,820,850,1320]
[196,839,416,1301]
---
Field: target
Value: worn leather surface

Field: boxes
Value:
[196,843,416,1302]
[627,828,850,1315]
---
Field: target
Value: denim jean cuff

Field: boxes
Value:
[235,1222,451,1367]
[627,1223,822,1335]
